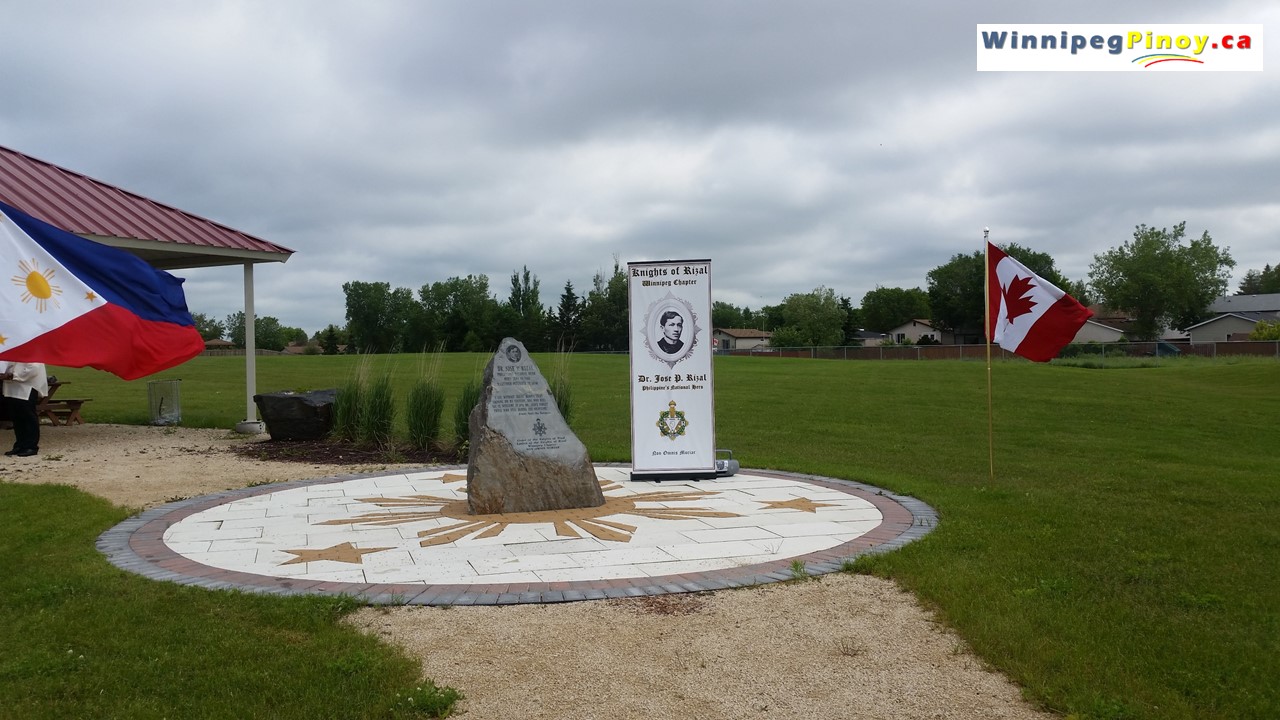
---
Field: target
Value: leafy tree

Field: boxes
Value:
[319,325,344,355]
[756,303,785,331]
[283,326,308,346]
[419,275,505,352]
[839,295,863,345]
[254,317,291,352]
[1237,264,1280,294]
[712,301,747,329]
[1249,319,1280,341]
[342,281,415,353]
[578,260,629,351]
[766,325,806,348]
[190,312,225,341]
[928,243,1077,340]
[507,266,547,351]
[551,281,581,349]
[769,286,846,347]
[861,286,930,333]
[926,251,984,338]
[222,311,291,351]
[1089,222,1235,341]
[1063,278,1093,308]
[224,311,245,347]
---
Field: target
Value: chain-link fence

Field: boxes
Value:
[724,341,1280,361]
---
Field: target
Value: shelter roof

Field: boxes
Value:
[0,145,292,270]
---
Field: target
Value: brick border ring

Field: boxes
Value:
[97,466,937,605]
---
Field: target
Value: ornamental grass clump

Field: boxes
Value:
[547,344,574,426]
[358,373,396,448]
[405,349,446,451]
[331,378,363,443]
[452,378,482,457]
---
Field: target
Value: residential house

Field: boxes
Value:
[1185,293,1280,342]
[1071,319,1126,344]
[713,328,772,351]
[1087,305,1188,341]
[852,330,889,347]
[885,319,941,345]
[1185,311,1280,342]
[283,341,320,355]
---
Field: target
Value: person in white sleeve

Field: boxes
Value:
[1,361,49,457]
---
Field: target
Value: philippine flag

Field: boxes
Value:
[987,241,1093,362]
[0,200,206,380]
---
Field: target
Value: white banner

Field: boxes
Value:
[628,259,715,479]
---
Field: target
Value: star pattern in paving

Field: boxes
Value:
[316,481,739,545]
[759,496,838,513]
[279,542,393,565]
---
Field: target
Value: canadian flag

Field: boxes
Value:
[987,242,1093,362]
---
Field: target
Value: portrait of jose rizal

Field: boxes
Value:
[656,309,685,354]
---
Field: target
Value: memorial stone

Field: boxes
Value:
[467,338,605,514]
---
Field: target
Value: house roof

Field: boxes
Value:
[887,318,937,333]
[1086,305,1188,340]
[1210,293,1280,313]
[1081,319,1125,333]
[1184,311,1277,331]
[0,145,293,270]
[715,328,772,338]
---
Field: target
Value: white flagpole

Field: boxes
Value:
[983,227,995,483]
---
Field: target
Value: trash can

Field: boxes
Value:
[148,379,182,426]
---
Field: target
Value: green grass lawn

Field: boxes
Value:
[0,482,460,720]
[9,353,1280,719]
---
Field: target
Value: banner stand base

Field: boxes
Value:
[630,471,718,483]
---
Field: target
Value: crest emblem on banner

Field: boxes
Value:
[657,400,689,440]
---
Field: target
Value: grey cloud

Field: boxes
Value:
[2,0,1276,333]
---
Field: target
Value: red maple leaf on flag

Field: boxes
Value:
[1002,274,1037,323]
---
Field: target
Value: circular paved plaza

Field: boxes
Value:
[99,466,936,604]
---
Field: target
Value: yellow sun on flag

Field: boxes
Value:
[11,259,62,313]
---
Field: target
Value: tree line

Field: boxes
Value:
[193,223,1272,351]
[338,263,630,354]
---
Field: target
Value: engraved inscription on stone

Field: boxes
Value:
[466,337,604,514]
[485,362,567,454]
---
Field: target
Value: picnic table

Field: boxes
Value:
[38,381,91,426]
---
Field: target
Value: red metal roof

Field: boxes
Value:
[0,144,293,264]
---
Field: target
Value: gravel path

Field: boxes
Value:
[5,424,1055,720]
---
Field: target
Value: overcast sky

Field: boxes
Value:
[2,1,1275,335]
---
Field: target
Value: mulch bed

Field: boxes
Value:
[229,438,463,467]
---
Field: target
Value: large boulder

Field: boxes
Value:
[254,389,337,441]
[467,338,604,514]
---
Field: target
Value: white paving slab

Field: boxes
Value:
[162,469,884,585]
